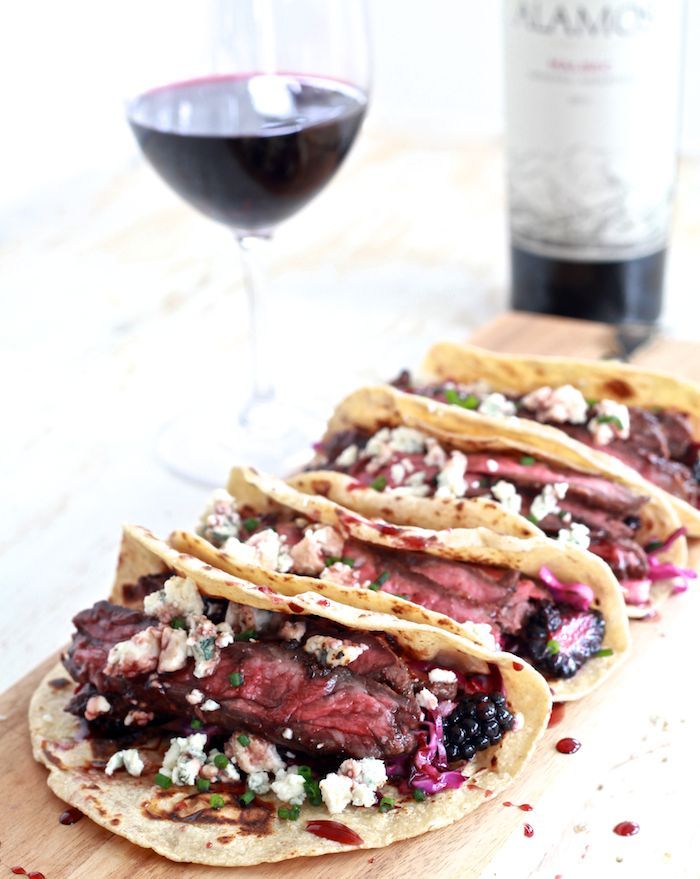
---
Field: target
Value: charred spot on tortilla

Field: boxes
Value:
[604,378,634,399]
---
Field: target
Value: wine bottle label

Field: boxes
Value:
[505,0,686,262]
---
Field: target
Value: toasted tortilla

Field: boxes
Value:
[30,524,550,867]
[298,384,687,617]
[423,341,700,534]
[169,467,630,700]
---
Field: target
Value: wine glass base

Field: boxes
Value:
[155,401,326,488]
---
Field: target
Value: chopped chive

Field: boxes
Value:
[368,582,381,592]
[228,671,244,687]
[240,790,255,806]
[526,513,539,524]
[191,718,203,729]
[296,765,313,781]
[234,628,256,642]
[154,772,172,789]
[645,539,664,552]
[596,414,624,430]
[369,570,390,591]
[445,389,479,409]
[213,754,229,770]
[242,517,260,533]
[397,593,410,601]
[278,804,301,820]
[170,616,186,630]
[210,793,226,810]
[519,455,536,466]
[196,777,211,792]
[304,779,322,806]
[237,734,250,747]
[326,555,356,567]
[379,796,395,812]
[412,788,427,802]
[545,639,560,655]
[585,398,598,407]
[594,648,614,658]
[370,475,387,492]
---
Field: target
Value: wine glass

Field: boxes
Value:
[125,0,371,484]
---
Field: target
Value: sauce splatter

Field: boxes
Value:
[59,806,83,825]
[306,820,363,846]
[556,737,581,754]
[523,823,534,838]
[548,702,565,727]
[614,821,640,837]
[512,661,524,671]
[503,801,534,812]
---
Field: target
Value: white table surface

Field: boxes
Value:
[3,131,700,695]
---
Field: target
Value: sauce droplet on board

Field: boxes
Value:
[306,820,363,846]
[556,737,581,754]
[548,702,566,727]
[59,806,83,825]
[503,802,534,812]
[613,821,640,837]
[523,823,534,838]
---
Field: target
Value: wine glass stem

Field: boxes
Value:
[236,233,274,426]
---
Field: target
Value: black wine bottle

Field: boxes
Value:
[504,1,686,324]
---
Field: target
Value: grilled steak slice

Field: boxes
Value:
[65,602,420,760]
[588,538,648,581]
[65,601,155,691]
[655,410,694,459]
[344,540,548,639]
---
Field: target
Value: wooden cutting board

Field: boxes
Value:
[2,312,698,879]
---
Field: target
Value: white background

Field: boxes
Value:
[2,0,699,216]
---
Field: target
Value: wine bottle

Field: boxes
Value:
[504,0,687,323]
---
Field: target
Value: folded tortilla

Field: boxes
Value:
[30,525,550,867]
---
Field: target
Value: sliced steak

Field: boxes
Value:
[588,538,649,581]
[655,410,694,459]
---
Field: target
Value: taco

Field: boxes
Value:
[400,340,700,535]
[170,467,630,700]
[30,524,550,866]
[298,385,694,617]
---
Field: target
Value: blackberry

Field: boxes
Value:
[443,692,514,763]
[521,600,605,679]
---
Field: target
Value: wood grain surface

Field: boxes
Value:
[1,312,697,879]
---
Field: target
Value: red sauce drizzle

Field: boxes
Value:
[11,870,26,876]
[503,801,534,811]
[548,702,566,727]
[613,821,640,837]
[288,602,304,613]
[28,874,46,879]
[59,806,83,825]
[512,661,524,671]
[306,820,363,846]
[523,823,534,838]
[556,737,581,754]
[317,599,330,607]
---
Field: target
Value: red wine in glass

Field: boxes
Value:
[128,74,367,232]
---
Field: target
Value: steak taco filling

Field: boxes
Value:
[391,370,700,509]
[196,492,608,679]
[310,424,696,608]
[63,583,520,817]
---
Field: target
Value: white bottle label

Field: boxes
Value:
[505,0,685,262]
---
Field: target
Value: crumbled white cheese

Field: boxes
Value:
[557,522,591,550]
[124,709,153,726]
[416,687,439,711]
[282,727,293,740]
[339,758,387,791]
[225,603,277,636]
[104,626,161,677]
[390,462,407,484]
[428,668,458,684]
[160,734,208,786]
[144,575,204,623]
[587,399,631,446]
[84,695,111,721]
[271,767,307,805]
[520,385,588,424]
[424,437,448,468]
[320,773,354,814]
[320,562,358,587]
[227,733,284,775]
[530,482,568,521]
[335,444,359,467]
[240,528,294,573]
[215,621,234,648]
[105,748,144,778]
[201,699,220,712]
[486,459,499,473]
[491,480,523,516]
[478,392,517,418]
[203,749,240,783]
[387,426,429,454]
[364,426,428,472]
[186,689,204,705]
[158,627,188,673]
[247,770,272,794]
[187,616,222,678]
[279,619,307,641]
[197,489,241,546]
[435,450,468,499]
[304,635,369,668]
[289,525,344,575]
